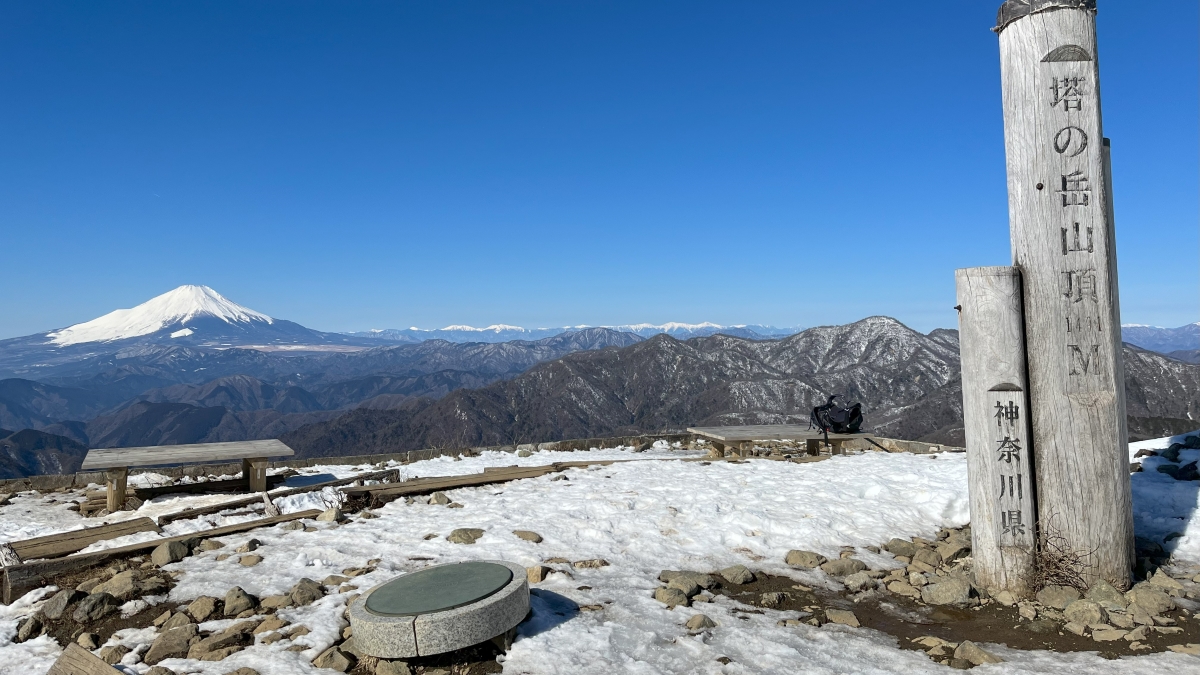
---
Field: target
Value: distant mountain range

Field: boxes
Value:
[1121,322,1199,356]
[346,323,800,343]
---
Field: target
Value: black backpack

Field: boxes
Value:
[809,395,864,434]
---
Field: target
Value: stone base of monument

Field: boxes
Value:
[349,560,529,658]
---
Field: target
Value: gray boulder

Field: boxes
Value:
[144,623,198,665]
[653,587,689,607]
[920,578,972,606]
[1035,585,1081,610]
[954,640,1003,665]
[151,540,189,567]
[1085,579,1129,611]
[291,578,325,607]
[820,558,867,577]
[719,565,755,585]
[1063,599,1106,626]
[73,592,121,623]
[843,571,874,593]
[224,587,257,616]
[188,596,220,622]
[883,538,918,558]
[447,528,484,544]
[15,614,44,643]
[784,550,827,568]
[41,589,86,620]
[1127,584,1174,615]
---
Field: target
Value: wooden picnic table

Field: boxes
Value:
[686,425,874,457]
[80,439,295,513]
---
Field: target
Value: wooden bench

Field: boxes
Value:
[686,425,874,457]
[80,439,295,513]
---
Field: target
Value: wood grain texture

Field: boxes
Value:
[956,267,1037,596]
[3,509,320,604]
[81,439,294,470]
[8,517,161,562]
[46,643,117,675]
[998,6,1133,588]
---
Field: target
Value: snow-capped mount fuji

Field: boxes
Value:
[0,286,386,377]
[46,285,276,346]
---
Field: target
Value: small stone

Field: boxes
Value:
[784,550,827,569]
[447,528,485,544]
[42,589,86,620]
[152,540,189,566]
[908,572,928,587]
[887,581,922,599]
[189,596,220,622]
[936,541,971,564]
[921,578,972,606]
[73,592,121,622]
[15,615,43,643]
[254,617,289,634]
[77,633,100,650]
[376,660,413,675]
[884,538,918,558]
[759,592,789,608]
[323,575,350,586]
[224,587,257,616]
[235,539,261,553]
[144,623,198,664]
[76,577,102,593]
[667,578,701,598]
[820,558,867,577]
[1092,628,1127,642]
[260,594,292,609]
[912,548,942,568]
[284,521,305,530]
[239,554,263,566]
[291,578,325,606]
[199,539,225,551]
[844,571,874,593]
[1018,602,1038,620]
[1124,625,1149,641]
[429,492,451,505]
[719,565,755,585]
[92,570,139,600]
[574,559,609,569]
[526,565,553,583]
[162,611,193,630]
[954,640,1003,665]
[653,587,689,607]
[98,645,130,664]
[1023,619,1059,634]
[686,613,717,630]
[152,609,173,627]
[825,609,860,627]
[216,554,231,561]
[224,670,261,675]
[1036,585,1082,610]
[316,508,343,522]
[513,530,543,543]
[1063,621,1087,636]
[1086,579,1129,611]
[1168,644,1200,655]
[312,645,354,671]
[1108,612,1134,629]
[1128,584,1174,615]
[1148,569,1185,592]
[1064,599,1107,626]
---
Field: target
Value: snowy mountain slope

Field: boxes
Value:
[346,322,800,344]
[1121,322,1200,354]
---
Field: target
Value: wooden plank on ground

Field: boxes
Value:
[3,509,321,604]
[81,439,294,471]
[8,517,161,563]
[686,425,872,442]
[46,643,117,675]
[157,468,398,525]
[344,466,559,502]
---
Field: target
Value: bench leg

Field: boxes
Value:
[106,468,128,513]
[806,439,821,456]
[712,442,726,457]
[243,458,269,492]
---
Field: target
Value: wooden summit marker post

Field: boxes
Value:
[966,0,1132,592]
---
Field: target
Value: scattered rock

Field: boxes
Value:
[1168,644,1200,655]
[254,617,290,634]
[574,559,609,569]
[1063,621,1086,636]
[517,449,532,458]
[41,589,86,620]
[188,596,220,622]
[1092,628,1127,642]
[98,644,130,665]
[844,571,874,593]
[1148,569,1185,592]
[323,575,350,586]
[513,530,543,543]
[526,566,553,583]
[759,592,789,608]
[1128,584,1174,615]
[239,554,263,567]
[825,609,860,627]
[912,548,942,568]
[145,666,177,675]
[653,587,689,607]
[260,594,292,610]
[199,539,225,551]
[1036,585,1081,610]
[291,578,325,606]
[316,508,343,522]
[954,640,1003,665]
[312,645,354,671]
[76,633,99,650]
[15,614,44,642]
[447,528,485,544]
[1024,619,1059,634]
[921,578,972,606]
[144,623,198,664]
[92,570,139,600]
[686,613,717,630]
[162,611,194,630]
[429,492,451,505]
[376,661,413,675]
[152,540,189,566]
[719,565,755,585]
[1064,599,1107,626]
[235,539,261,553]
[73,592,121,623]
[1086,579,1128,611]
[76,577,102,593]
[667,578,701,598]
[883,538,918,558]
[224,670,261,675]
[784,550,827,569]
[820,558,867,577]
[936,540,971,564]
[224,587,257,616]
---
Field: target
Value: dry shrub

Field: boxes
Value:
[1032,514,1096,592]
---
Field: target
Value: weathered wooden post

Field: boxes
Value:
[956,267,1036,596]
[992,0,1134,589]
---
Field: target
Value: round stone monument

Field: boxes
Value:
[349,560,529,658]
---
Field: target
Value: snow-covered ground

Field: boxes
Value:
[2,438,1199,674]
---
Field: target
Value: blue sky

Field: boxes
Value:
[1,1,1196,338]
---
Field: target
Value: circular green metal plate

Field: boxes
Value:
[365,562,514,617]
